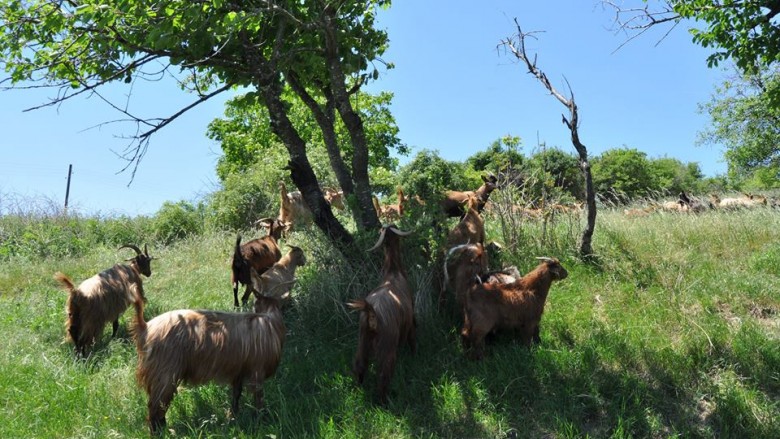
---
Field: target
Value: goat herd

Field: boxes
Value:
[52,174,573,435]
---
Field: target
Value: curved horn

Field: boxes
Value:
[118,244,142,255]
[254,217,273,226]
[535,256,554,262]
[386,225,412,236]
[367,226,389,252]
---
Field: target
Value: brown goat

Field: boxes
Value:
[279,181,344,230]
[231,218,286,307]
[441,243,489,310]
[374,187,408,222]
[131,294,285,435]
[446,194,485,248]
[348,225,416,404]
[54,244,154,356]
[441,173,499,218]
[455,250,568,359]
[249,245,307,305]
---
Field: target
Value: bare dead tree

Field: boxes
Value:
[501,19,597,258]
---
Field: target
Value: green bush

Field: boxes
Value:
[151,201,204,245]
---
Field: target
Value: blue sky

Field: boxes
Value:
[1,1,727,216]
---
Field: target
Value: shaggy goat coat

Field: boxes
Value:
[54,246,152,356]
[131,296,285,434]
[349,225,416,404]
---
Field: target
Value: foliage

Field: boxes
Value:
[204,170,275,231]
[151,201,205,245]
[397,150,475,203]
[698,67,780,188]
[207,90,407,185]
[466,135,524,175]
[527,146,585,200]
[592,147,658,202]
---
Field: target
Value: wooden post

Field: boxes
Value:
[64,164,72,213]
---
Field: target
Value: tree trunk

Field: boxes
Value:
[286,72,364,227]
[255,67,354,253]
[322,7,381,231]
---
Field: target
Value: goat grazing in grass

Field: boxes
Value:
[449,245,568,359]
[441,173,499,218]
[250,245,306,305]
[348,225,416,404]
[231,218,286,307]
[132,294,285,435]
[54,244,154,356]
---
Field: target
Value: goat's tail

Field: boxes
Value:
[348,299,378,331]
[53,272,76,294]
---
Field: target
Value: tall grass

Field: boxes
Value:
[1,206,778,438]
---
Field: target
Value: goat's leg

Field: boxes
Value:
[148,385,176,436]
[233,284,240,308]
[247,373,265,412]
[230,376,244,418]
[407,317,417,354]
[111,319,119,337]
[532,323,541,344]
[376,350,398,405]
[240,285,253,307]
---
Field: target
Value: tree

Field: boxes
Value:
[527,148,584,200]
[0,0,394,255]
[501,20,598,258]
[592,148,657,201]
[604,0,780,74]
[698,67,780,187]
[649,156,703,194]
[207,89,407,225]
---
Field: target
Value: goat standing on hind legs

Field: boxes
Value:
[348,225,416,405]
[54,244,154,357]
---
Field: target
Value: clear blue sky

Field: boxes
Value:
[1,1,727,216]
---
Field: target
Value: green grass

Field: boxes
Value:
[1,208,779,438]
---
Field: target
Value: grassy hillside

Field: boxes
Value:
[0,208,778,438]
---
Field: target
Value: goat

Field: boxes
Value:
[278,181,313,230]
[231,218,286,307]
[374,187,408,221]
[54,244,154,356]
[446,195,485,248]
[718,192,768,209]
[323,187,345,210]
[441,243,489,311]
[131,293,285,435]
[481,266,522,284]
[348,225,416,404]
[249,245,307,305]
[460,253,568,359]
[441,173,499,218]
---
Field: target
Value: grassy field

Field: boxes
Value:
[0,207,778,438]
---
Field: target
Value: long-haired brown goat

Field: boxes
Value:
[441,173,499,218]
[250,245,306,305]
[131,294,285,435]
[54,244,153,356]
[348,225,416,404]
[450,245,568,359]
[231,218,286,307]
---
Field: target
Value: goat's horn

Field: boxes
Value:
[387,225,412,236]
[367,226,389,252]
[535,256,554,262]
[119,244,142,255]
[254,217,272,225]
